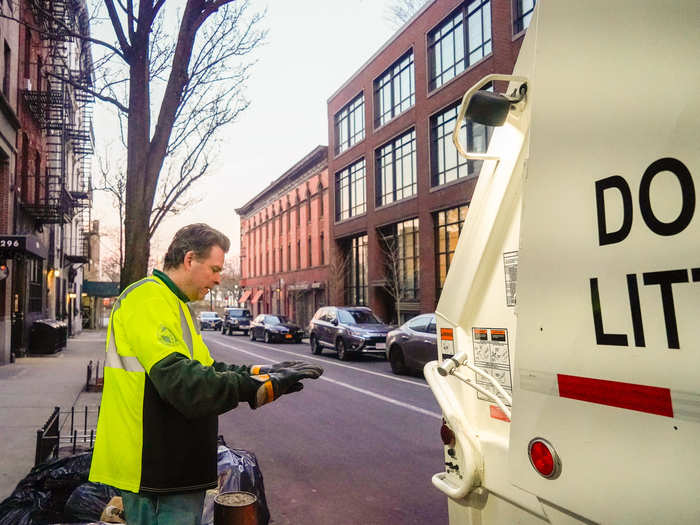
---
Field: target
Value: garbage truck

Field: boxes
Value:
[424,1,699,523]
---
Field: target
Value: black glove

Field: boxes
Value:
[249,364,324,409]
[250,361,306,375]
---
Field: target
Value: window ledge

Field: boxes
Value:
[426,53,493,100]
[429,174,477,193]
[375,194,418,212]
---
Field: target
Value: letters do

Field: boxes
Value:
[595,157,695,246]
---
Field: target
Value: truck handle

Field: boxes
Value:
[452,73,528,161]
[425,361,484,499]
[438,351,512,419]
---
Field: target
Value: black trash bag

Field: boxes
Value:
[63,482,120,522]
[0,452,92,525]
[202,437,270,525]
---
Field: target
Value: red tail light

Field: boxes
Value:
[528,438,561,479]
[440,419,455,447]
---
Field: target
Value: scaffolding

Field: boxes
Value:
[21,0,94,262]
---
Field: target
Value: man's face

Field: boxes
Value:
[185,245,225,302]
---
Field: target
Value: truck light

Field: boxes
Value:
[528,438,561,479]
[440,419,455,447]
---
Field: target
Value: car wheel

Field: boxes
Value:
[389,345,409,375]
[336,338,351,361]
[310,335,322,355]
[249,330,256,341]
[227,327,233,336]
[264,331,273,344]
[243,330,249,336]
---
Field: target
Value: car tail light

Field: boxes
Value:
[528,438,561,479]
[440,419,455,447]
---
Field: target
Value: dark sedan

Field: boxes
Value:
[385,313,437,375]
[249,314,304,344]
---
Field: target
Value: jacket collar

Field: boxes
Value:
[153,269,190,303]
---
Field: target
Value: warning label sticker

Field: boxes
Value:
[472,327,512,405]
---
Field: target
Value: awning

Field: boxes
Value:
[238,290,252,303]
[251,289,264,303]
[83,281,120,298]
[0,234,48,259]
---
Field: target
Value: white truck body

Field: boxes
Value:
[425,1,700,523]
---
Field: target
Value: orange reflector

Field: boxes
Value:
[440,328,453,341]
[528,438,560,479]
[490,405,510,422]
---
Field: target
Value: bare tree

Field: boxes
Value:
[6,1,266,290]
[378,230,404,323]
[326,247,351,306]
[218,257,241,304]
[384,0,429,29]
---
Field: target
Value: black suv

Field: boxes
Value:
[222,307,252,336]
[308,306,391,360]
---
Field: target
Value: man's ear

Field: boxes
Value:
[183,251,195,270]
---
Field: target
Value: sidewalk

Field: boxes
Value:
[0,329,106,500]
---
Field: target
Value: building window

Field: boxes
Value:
[320,232,325,265]
[307,194,311,223]
[428,0,492,91]
[513,0,535,34]
[287,243,291,272]
[296,240,301,270]
[430,100,490,186]
[28,259,42,313]
[308,236,312,267]
[23,27,30,79]
[319,189,324,216]
[376,128,416,207]
[296,205,300,227]
[335,158,366,221]
[435,205,468,295]
[374,50,415,128]
[379,218,420,301]
[2,41,10,96]
[334,93,365,155]
[345,235,368,305]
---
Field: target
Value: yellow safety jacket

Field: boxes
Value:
[89,271,257,494]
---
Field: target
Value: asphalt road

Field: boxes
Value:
[203,330,449,525]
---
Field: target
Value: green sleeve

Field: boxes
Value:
[149,353,258,419]
[211,360,252,375]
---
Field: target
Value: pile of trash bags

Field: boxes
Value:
[0,440,269,525]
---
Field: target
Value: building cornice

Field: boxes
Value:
[235,145,328,218]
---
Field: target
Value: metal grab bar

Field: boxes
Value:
[452,73,528,161]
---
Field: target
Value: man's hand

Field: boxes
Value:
[249,364,324,409]
[250,361,305,375]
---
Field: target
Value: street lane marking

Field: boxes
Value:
[207,336,430,388]
[320,376,441,419]
[207,338,441,419]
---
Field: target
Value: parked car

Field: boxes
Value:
[249,314,304,343]
[308,306,391,360]
[385,313,437,375]
[198,311,222,331]
[222,307,252,336]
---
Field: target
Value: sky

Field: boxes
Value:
[92,0,415,269]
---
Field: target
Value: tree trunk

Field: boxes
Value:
[120,36,152,291]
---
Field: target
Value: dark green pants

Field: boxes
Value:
[120,490,206,525]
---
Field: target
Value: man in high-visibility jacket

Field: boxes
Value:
[89,223,323,525]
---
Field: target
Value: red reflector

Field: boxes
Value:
[440,420,455,446]
[529,440,555,477]
[490,405,510,422]
[440,328,453,341]
[557,374,673,418]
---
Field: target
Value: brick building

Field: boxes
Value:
[327,0,533,323]
[236,146,330,330]
[0,0,94,362]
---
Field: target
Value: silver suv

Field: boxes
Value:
[308,306,390,361]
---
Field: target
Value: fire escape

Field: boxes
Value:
[21,0,94,264]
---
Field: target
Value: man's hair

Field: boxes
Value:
[163,223,230,270]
